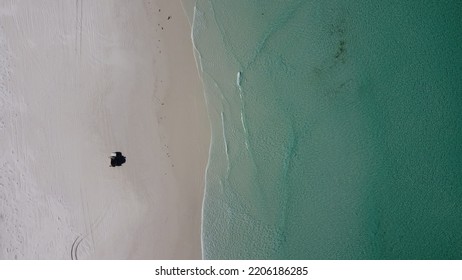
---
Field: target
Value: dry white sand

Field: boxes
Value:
[0,0,209,259]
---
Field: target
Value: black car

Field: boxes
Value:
[110,152,126,167]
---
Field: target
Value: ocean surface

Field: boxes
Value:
[191,0,462,259]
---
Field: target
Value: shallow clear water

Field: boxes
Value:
[192,0,462,259]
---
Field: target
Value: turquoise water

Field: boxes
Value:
[192,0,462,259]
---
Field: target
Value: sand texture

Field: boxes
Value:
[0,0,209,259]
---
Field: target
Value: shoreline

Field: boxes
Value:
[0,0,209,259]
[153,0,210,259]
[181,0,212,258]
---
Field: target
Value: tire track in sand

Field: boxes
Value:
[70,199,113,260]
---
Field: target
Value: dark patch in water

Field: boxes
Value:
[329,17,347,64]
[335,40,347,63]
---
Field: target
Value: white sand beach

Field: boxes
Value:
[0,0,209,259]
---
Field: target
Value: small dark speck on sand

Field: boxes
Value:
[159,9,161,12]
[168,16,171,20]
[161,27,164,30]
